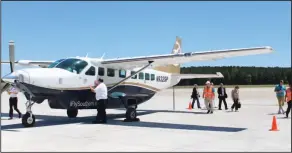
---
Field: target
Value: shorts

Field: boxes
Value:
[277,96,285,106]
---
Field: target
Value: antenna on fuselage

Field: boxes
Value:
[101,53,105,59]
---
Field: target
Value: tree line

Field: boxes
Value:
[177,66,292,86]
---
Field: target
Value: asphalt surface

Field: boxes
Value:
[1,87,291,151]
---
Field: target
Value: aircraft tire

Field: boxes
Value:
[67,109,78,118]
[125,107,137,120]
[22,112,35,127]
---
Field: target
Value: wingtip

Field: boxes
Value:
[264,46,274,51]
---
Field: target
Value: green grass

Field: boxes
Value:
[173,84,276,89]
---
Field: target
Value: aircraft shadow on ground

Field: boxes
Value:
[1,110,247,133]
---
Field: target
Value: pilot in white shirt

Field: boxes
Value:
[7,85,22,119]
[90,78,108,124]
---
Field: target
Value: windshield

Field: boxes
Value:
[47,59,65,68]
[55,58,88,74]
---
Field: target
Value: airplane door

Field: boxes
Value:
[145,73,150,84]
[83,66,97,85]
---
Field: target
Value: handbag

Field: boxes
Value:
[237,101,241,108]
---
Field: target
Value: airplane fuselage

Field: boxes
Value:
[3,57,180,110]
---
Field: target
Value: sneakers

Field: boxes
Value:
[206,110,214,114]
[278,110,285,114]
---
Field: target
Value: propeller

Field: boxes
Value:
[1,40,16,93]
[9,40,15,72]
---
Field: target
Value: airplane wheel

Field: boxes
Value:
[125,107,137,120]
[67,109,78,118]
[22,112,35,127]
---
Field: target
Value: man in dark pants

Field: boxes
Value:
[90,78,108,124]
[191,84,201,109]
[217,83,228,110]
[8,85,22,120]
[231,86,240,112]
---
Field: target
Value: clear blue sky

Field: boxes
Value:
[1,1,291,76]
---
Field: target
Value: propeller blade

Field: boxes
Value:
[1,79,10,94]
[9,40,15,72]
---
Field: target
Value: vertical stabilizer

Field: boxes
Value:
[153,36,182,74]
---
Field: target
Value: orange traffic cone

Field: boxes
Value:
[187,102,192,110]
[269,116,279,131]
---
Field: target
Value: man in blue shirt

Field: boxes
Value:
[274,80,286,114]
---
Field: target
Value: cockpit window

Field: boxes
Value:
[47,59,65,68]
[55,58,88,74]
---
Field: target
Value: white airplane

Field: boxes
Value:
[1,37,273,127]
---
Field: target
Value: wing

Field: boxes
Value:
[1,60,54,68]
[100,46,273,69]
[172,72,224,79]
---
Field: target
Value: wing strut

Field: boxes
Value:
[108,61,154,92]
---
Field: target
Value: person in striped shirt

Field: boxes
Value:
[231,86,240,112]
[7,85,22,120]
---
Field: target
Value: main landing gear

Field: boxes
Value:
[67,109,78,118]
[22,99,36,127]
[124,106,140,122]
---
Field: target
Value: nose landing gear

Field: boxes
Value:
[22,99,36,127]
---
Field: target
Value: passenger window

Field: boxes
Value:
[139,72,144,80]
[131,71,137,79]
[107,68,115,77]
[98,67,104,76]
[145,73,150,80]
[119,69,126,78]
[85,66,96,76]
[151,74,155,81]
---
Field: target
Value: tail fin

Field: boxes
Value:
[172,36,182,54]
[153,36,182,74]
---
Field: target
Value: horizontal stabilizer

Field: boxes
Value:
[172,72,224,79]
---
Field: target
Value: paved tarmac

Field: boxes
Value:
[1,87,291,151]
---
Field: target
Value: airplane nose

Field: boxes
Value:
[2,72,18,83]
[2,71,30,84]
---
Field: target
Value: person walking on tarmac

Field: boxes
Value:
[284,82,292,118]
[217,83,228,110]
[191,84,201,109]
[203,81,215,114]
[274,80,286,114]
[231,86,240,112]
[7,84,22,120]
[90,78,108,124]
[211,82,216,108]
[208,82,216,109]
